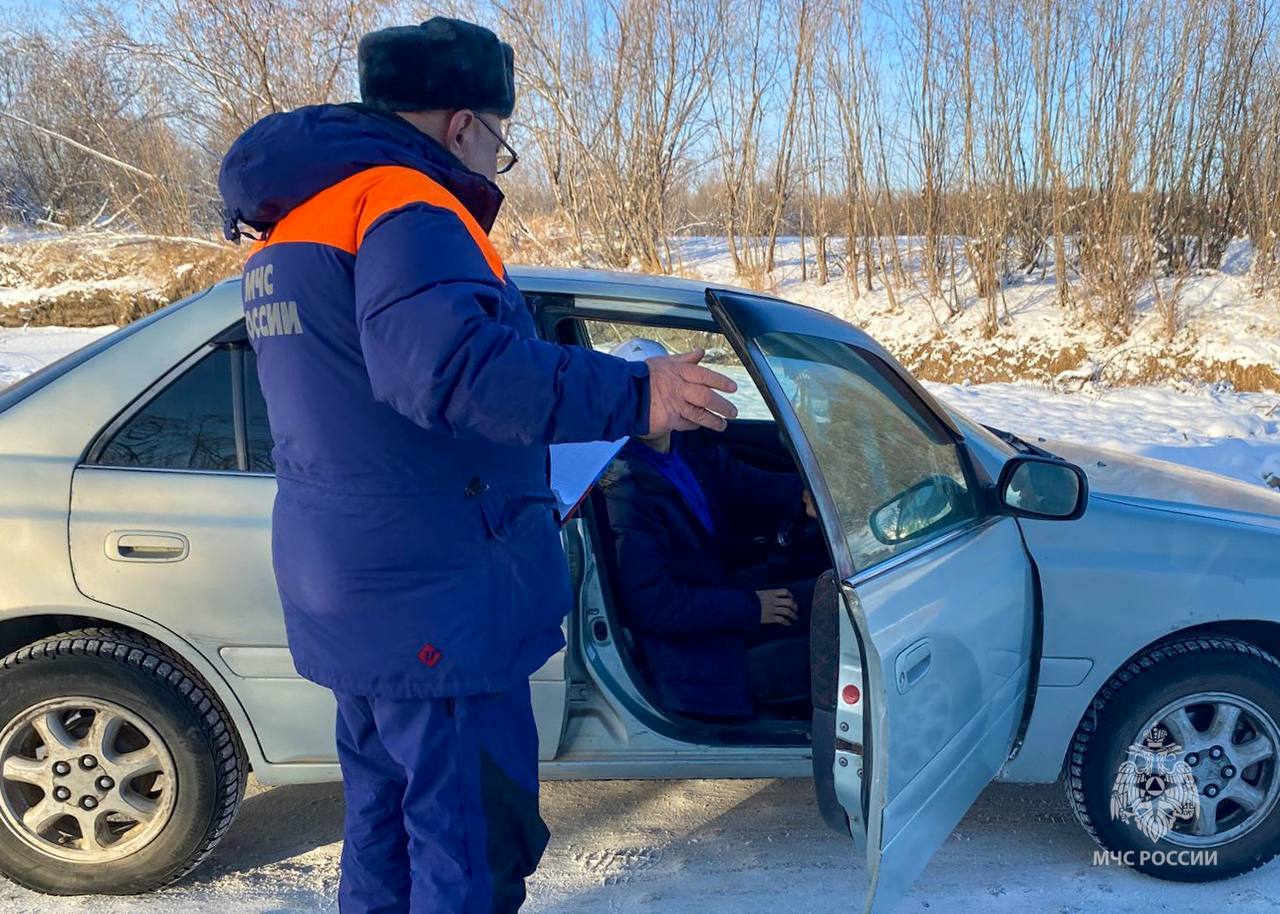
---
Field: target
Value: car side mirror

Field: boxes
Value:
[996,455,1088,520]
[869,473,963,545]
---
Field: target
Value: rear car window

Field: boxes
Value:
[93,323,275,474]
[97,348,239,471]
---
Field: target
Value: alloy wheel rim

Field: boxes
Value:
[1131,690,1280,849]
[0,697,178,862]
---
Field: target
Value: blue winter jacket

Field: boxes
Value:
[218,103,651,698]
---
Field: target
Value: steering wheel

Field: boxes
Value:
[776,497,822,556]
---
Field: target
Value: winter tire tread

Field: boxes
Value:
[0,626,247,893]
[1065,635,1280,881]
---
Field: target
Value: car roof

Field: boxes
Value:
[505,264,762,307]
[223,262,764,309]
[218,264,874,347]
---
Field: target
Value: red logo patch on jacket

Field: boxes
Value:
[417,643,443,667]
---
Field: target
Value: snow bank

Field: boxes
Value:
[667,235,1280,391]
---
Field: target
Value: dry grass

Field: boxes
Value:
[734,257,779,294]
[897,339,1092,385]
[494,210,589,268]
[0,233,240,327]
[899,337,1280,392]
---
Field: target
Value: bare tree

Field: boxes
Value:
[497,0,718,272]
[78,0,391,154]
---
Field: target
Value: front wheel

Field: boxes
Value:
[0,628,246,894]
[1066,636,1280,882]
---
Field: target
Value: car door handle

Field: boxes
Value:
[895,639,932,694]
[105,531,189,563]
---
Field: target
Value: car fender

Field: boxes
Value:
[1001,495,1280,782]
[0,600,271,775]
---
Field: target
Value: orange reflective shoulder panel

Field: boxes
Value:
[256,165,505,282]
[255,178,362,255]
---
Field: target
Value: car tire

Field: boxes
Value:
[0,627,246,894]
[1066,635,1280,882]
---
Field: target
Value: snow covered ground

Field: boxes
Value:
[6,226,1280,391]
[0,325,115,388]
[3,777,1279,914]
[664,235,1280,391]
[931,380,1280,491]
[0,328,1278,913]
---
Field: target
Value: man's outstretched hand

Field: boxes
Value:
[645,350,739,434]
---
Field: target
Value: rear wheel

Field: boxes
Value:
[0,628,246,894]
[1066,636,1280,881]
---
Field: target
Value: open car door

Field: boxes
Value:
[707,289,1037,913]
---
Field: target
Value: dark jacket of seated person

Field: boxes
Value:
[597,430,805,718]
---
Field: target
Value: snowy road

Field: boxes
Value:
[4,776,1280,913]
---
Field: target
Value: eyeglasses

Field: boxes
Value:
[476,116,519,174]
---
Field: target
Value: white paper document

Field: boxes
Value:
[550,437,629,523]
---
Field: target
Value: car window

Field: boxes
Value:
[97,348,240,471]
[243,348,275,473]
[755,332,978,571]
[576,318,772,421]
[96,342,275,474]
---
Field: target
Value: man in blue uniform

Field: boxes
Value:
[218,17,738,914]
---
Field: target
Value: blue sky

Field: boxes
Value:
[0,0,140,19]
[0,0,63,11]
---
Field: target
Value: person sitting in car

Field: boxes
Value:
[597,338,821,722]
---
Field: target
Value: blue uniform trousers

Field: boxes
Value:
[333,681,549,914]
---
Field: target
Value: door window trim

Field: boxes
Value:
[81,319,267,476]
[542,301,725,345]
[845,514,1003,588]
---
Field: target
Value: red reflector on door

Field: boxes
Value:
[841,684,861,705]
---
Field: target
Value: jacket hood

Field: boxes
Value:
[217,102,504,241]
[1044,439,1280,529]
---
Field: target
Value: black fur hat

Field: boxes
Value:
[358,17,515,118]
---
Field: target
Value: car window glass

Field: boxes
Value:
[756,332,978,571]
[577,318,772,420]
[243,348,276,473]
[97,348,239,471]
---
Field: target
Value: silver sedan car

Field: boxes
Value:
[1,267,1279,911]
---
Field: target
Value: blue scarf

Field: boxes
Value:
[624,435,715,535]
